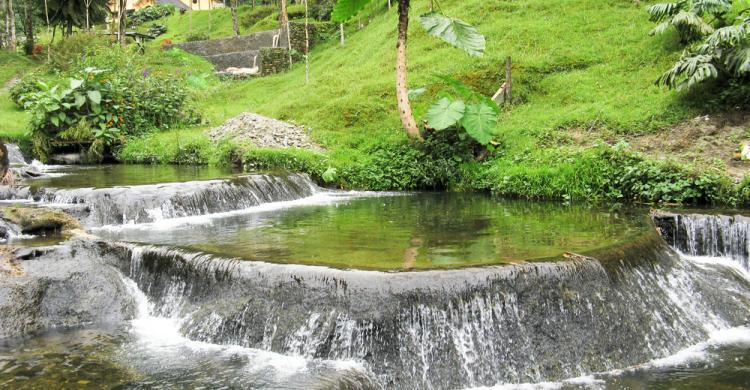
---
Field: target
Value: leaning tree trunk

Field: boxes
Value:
[231,0,239,37]
[22,0,32,55]
[8,0,16,52]
[396,0,420,139]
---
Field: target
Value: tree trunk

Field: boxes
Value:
[85,3,90,30]
[8,0,16,52]
[340,23,344,46]
[118,0,126,44]
[231,0,239,37]
[396,0,419,139]
[304,0,308,84]
[0,141,8,182]
[66,19,72,37]
[21,0,32,55]
[280,0,292,66]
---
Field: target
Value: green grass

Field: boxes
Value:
[0,52,35,141]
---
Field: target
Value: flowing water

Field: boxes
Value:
[0,155,749,389]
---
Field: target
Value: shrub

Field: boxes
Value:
[239,5,276,29]
[185,32,210,42]
[130,4,176,25]
[22,67,199,161]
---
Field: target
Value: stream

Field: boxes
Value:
[0,154,748,389]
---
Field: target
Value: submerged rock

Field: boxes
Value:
[0,240,136,339]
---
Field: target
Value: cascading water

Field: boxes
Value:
[112,231,750,389]
[5,144,26,166]
[653,211,750,270]
[1,173,319,226]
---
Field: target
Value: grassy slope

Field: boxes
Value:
[1,1,733,200]
[127,0,690,170]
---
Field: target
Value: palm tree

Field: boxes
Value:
[648,0,732,44]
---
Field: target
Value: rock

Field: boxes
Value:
[0,206,83,235]
[0,240,137,338]
[741,143,750,160]
[209,112,323,151]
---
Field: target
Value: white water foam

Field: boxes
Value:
[120,275,368,380]
[464,254,750,390]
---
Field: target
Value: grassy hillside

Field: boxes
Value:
[1,0,745,202]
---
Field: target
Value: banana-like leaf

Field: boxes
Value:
[725,46,750,75]
[408,87,427,99]
[426,97,466,130]
[692,0,731,16]
[331,0,373,22]
[420,13,485,57]
[461,102,496,145]
[647,2,682,22]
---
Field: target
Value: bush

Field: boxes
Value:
[185,32,210,42]
[47,34,115,72]
[130,4,176,25]
[22,67,199,161]
[239,5,276,29]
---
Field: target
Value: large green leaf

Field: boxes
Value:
[87,90,102,105]
[426,97,465,130]
[461,102,497,145]
[331,0,373,22]
[419,13,485,57]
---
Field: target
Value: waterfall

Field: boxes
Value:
[111,231,750,389]
[653,211,750,270]
[2,173,320,227]
[6,144,26,165]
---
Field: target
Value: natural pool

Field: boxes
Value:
[96,192,651,270]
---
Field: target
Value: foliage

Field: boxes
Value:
[424,77,498,145]
[647,0,731,43]
[44,0,110,32]
[239,5,276,29]
[20,67,198,161]
[185,32,210,42]
[46,34,116,72]
[656,9,750,90]
[130,4,176,26]
[419,13,486,57]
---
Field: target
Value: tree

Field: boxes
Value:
[332,0,485,140]
[280,0,292,66]
[7,0,16,51]
[21,0,32,54]
[45,0,109,36]
[231,0,239,37]
[117,0,126,43]
[648,0,732,44]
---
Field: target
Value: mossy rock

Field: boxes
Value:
[0,207,82,234]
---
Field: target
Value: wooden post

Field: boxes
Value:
[340,23,344,46]
[504,56,512,104]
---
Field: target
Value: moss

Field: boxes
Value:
[1,207,82,234]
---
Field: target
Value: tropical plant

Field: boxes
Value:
[20,67,199,161]
[129,4,176,25]
[331,0,485,140]
[648,0,731,43]
[657,14,750,89]
[424,77,498,145]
